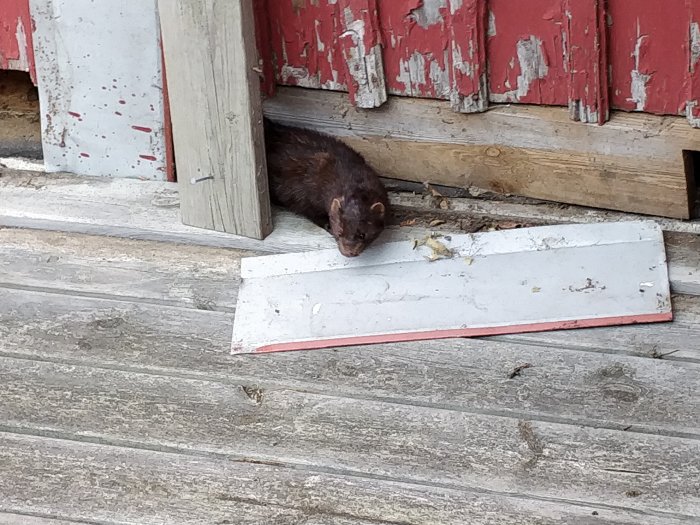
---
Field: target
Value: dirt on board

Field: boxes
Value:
[0,70,42,158]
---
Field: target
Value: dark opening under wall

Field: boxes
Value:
[683,150,700,219]
[0,70,42,158]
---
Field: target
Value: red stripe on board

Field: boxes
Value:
[253,312,673,354]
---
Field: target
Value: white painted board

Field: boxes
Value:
[30,0,167,179]
[232,221,672,354]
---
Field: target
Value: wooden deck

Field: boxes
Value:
[0,171,699,524]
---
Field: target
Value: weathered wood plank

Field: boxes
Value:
[0,171,427,254]
[264,87,695,219]
[0,514,84,525]
[0,228,247,311]
[1,287,698,433]
[1,356,699,516]
[1,433,687,525]
[0,359,700,517]
[158,0,272,238]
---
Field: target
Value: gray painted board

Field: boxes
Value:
[233,222,672,353]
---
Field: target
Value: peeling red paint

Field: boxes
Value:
[565,0,609,124]
[0,0,36,82]
[487,0,568,105]
[118,99,127,104]
[68,111,82,118]
[80,152,90,158]
[115,111,123,116]
[132,125,153,133]
[139,154,157,161]
[608,1,688,116]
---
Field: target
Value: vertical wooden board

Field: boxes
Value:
[0,0,35,80]
[447,0,489,112]
[687,0,700,127]
[608,1,689,116]
[267,0,386,108]
[158,0,273,239]
[30,0,167,179]
[486,0,569,105]
[564,0,609,124]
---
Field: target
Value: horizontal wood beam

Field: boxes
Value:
[264,87,696,219]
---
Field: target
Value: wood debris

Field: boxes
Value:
[413,233,454,262]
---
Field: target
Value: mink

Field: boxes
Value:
[264,117,389,257]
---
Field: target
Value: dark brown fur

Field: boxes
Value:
[264,117,389,257]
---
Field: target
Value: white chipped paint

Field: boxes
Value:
[487,11,497,37]
[397,50,427,96]
[516,36,549,98]
[492,36,548,102]
[690,22,700,70]
[30,0,167,179]
[411,0,447,29]
[568,100,599,124]
[449,0,463,15]
[339,11,387,108]
[314,20,326,52]
[281,65,323,88]
[685,101,700,128]
[451,73,488,113]
[628,19,650,112]
[429,48,451,99]
[7,17,30,72]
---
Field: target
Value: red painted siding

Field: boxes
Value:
[0,0,36,81]
[260,0,700,125]
[608,1,689,116]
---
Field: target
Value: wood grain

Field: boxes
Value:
[158,0,272,238]
[1,287,698,432]
[264,87,696,219]
[0,228,246,311]
[1,433,688,525]
[1,355,699,516]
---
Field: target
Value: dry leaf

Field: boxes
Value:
[464,257,474,266]
[423,182,443,198]
[439,199,450,210]
[400,218,417,227]
[414,234,454,262]
[531,286,541,293]
[429,219,446,227]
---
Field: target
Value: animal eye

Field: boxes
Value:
[356,232,366,241]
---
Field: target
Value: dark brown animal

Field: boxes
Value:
[264,117,389,257]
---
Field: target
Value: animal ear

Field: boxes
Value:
[330,197,343,215]
[329,197,344,233]
[370,202,385,217]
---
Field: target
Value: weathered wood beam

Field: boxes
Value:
[158,0,273,239]
[265,87,695,219]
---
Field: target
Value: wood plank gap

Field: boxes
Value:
[0,511,107,525]
[0,282,235,313]
[2,353,699,441]
[0,427,696,523]
[3,434,691,525]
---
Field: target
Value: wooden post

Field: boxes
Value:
[158,0,273,239]
[564,0,610,125]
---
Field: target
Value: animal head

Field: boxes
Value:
[328,195,387,257]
